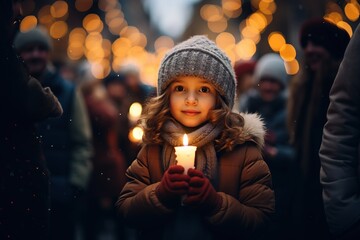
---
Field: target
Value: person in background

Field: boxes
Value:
[0,1,62,239]
[81,80,127,240]
[117,35,274,239]
[120,65,157,163]
[320,23,360,239]
[242,53,295,239]
[14,27,93,240]
[287,18,350,239]
[103,73,136,166]
[120,64,156,104]
[233,59,256,112]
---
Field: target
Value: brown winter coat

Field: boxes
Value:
[117,114,274,239]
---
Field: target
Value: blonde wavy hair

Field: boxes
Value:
[141,87,246,151]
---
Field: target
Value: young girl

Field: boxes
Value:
[117,36,274,239]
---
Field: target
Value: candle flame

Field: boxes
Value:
[183,134,188,146]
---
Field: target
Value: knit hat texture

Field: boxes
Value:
[234,60,256,80]
[300,18,350,60]
[14,27,52,52]
[254,53,287,87]
[158,35,236,108]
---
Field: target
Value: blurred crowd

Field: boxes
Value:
[1,0,360,240]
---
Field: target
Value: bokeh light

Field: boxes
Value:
[50,1,68,19]
[200,4,223,21]
[247,12,268,32]
[208,17,228,33]
[259,0,277,15]
[279,44,296,61]
[154,36,175,52]
[129,126,143,143]
[235,39,256,60]
[344,3,359,21]
[284,59,300,75]
[241,25,260,43]
[38,5,53,26]
[324,12,343,24]
[83,14,104,33]
[222,0,242,12]
[336,21,353,37]
[268,32,286,52]
[91,59,111,79]
[216,32,236,51]
[69,28,87,42]
[98,0,118,12]
[112,37,132,57]
[129,102,142,120]
[20,15,38,32]
[50,21,68,39]
[75,0,93,12]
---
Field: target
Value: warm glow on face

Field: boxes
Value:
[183,134,189,146]
[169,76,217,128]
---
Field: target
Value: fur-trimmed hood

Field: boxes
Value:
[239,113,265,148]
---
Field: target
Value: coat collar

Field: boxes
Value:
[239,113,265,148]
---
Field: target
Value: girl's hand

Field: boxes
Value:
[183,168,222,215]
[155,165,190,208]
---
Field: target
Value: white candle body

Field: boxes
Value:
[174,146,197,174]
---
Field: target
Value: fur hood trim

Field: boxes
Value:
[240,113,265,148]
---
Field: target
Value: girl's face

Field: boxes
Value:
[169,76,217,127]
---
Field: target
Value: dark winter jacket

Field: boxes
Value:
[244,92,294,165]
[38,69,92,203]
[243,92,295,227]
[83,85,127,198]
[320,23,360,238]
[0,10,62,239]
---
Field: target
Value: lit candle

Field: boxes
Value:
[174,134,197,174]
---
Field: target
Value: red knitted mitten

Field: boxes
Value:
[183,168,222,215]
[155,165,190,208]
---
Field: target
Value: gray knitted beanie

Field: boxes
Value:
[14,27,52,52]
[158,35,237,108]
[254,53,287,87]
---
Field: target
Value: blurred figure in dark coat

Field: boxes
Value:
[14,27,93,240]
[288,18,350,239]
[233,59,256,112]
[0,1,62,239]
[81,80,127,240]
[320,23,360,239]
[242,53,295,239]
